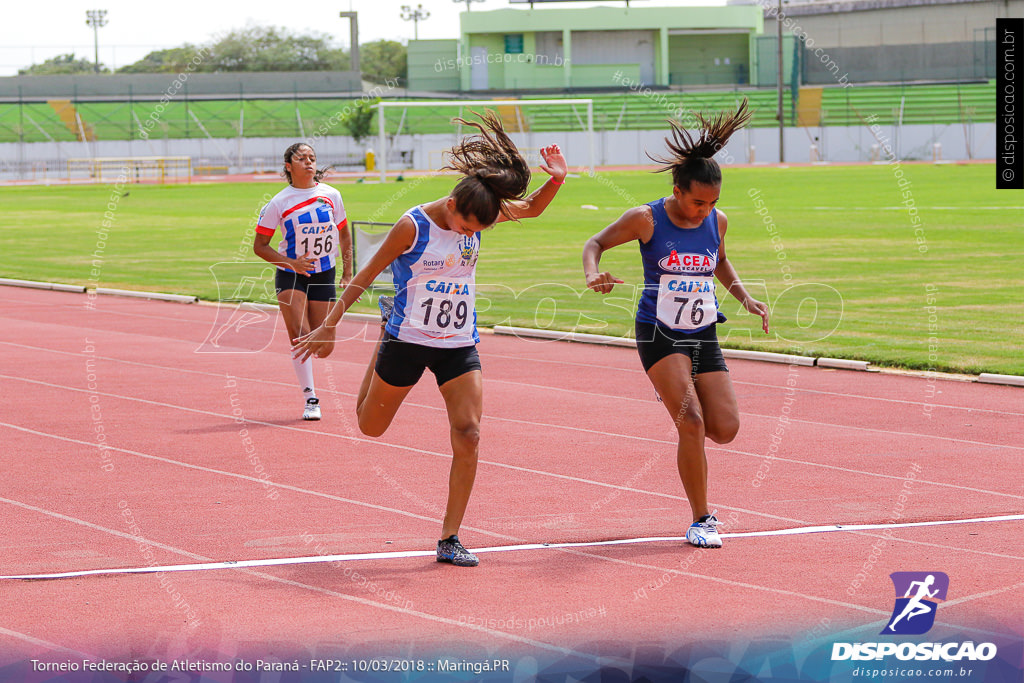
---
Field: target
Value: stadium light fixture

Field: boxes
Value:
[85,9,108,74]
[400,4,430,40]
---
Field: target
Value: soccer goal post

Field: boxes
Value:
[352,221,395,287]
[372,99,595,182]
[67,156,192,184]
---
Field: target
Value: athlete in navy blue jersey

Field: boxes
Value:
[582,101,769,548]
[293,111,567,566]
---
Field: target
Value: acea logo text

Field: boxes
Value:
[832,572,998,663]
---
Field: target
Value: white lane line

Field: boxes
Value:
[4,514,1020,581]
[485,376,1024,452]
[5,336,1023,453]
[5,290,1022,422]
[4,342,1022,503]
[489,353,1024,418]
[4,416,1021,572]
[803,581,1024,645]
[0,428,511,541]
[3,368,1023,513]
[4,497,1016,646]
[0,498,592,661]
[0,626,96,658]
[0,391,811,530]
[8,319,1024,422]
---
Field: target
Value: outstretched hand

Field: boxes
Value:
[292,325,337,362]
[744,297,771,334]
[539,144,567,182]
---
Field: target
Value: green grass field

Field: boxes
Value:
[3,163,1021,375]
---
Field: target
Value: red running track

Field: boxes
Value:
[0,286,1021,667]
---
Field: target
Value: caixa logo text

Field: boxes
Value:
[831,642,997,662]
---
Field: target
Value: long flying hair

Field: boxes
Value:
[443,110,532,226]
[281,142,331,184]
[649,99,752,192]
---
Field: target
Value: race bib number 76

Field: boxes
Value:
[656,275,717,331]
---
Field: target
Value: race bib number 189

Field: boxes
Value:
[409,277,474,338]
[656,275,717,331]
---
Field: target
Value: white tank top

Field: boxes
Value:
[384,205,481,348]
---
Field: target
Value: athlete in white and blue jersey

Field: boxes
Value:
[583,101,769,549]
[254,143,352,421]
[385,205,481,348]
[257,183,346,275]
[294,111,567,567]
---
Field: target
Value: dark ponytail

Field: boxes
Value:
[648,99,752,192]
[443,110,532,226]
[281,142,332,184]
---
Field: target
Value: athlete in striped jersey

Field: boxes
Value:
[293,111,566,566]
[254,143,352,421]
[582,101,769,549]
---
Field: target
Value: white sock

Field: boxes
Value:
[292,356,316,401]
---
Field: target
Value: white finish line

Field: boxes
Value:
[3,514,1020,581]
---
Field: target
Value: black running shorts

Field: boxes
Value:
[635,321,729,375]
[275,266,336,302]
[375,332,482,388]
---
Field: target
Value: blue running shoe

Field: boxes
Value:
[378,295,395,325]
[686,512,723,548]
[436,535,479,567]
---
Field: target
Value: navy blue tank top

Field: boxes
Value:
[636,197,725,332]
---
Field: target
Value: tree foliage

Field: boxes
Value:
[116,46,202,74]
[115,26,349,74]
[343,98,379,143]
[359,40,407,85]
[202,26,349,72]
[19,54,107,75]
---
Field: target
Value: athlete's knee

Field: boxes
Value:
[356,406,389,437]
[706,417,739,444]
[673,404,704,439]
[358,420,388,438]
[450,421,480,448]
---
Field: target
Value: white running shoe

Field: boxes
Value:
[686,512,723,548]
[378,295,395,326]
[302,397,321,421]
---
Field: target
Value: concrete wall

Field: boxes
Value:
[763,0,1016,48]
[0,121,994,182]
[406,40,461,92]
[801,42,988,84]
[759,0,1020,83]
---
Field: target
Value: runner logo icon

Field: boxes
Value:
[882,572,948,635]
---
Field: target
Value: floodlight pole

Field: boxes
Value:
[377,102,387,183]
[453,0,484,10]
[400,5,430,41]
[85,9,108,74]
[339,11,359,73]
[776,0,784,163]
